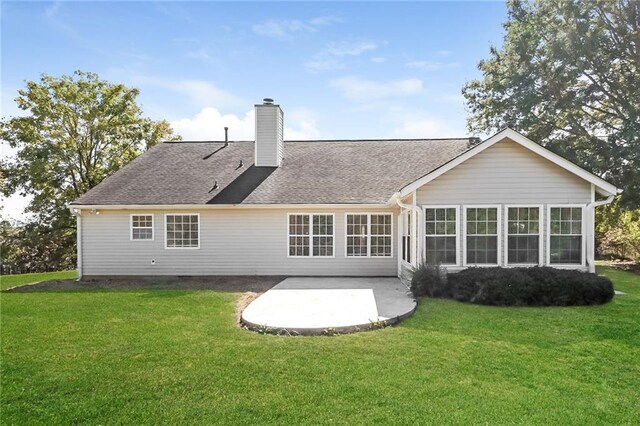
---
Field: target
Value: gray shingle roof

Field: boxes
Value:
[72,138,472,205]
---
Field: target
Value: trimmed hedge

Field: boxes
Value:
[411,265,614,306]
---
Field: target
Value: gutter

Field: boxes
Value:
[70,207,82,280]
[585,190,620,273]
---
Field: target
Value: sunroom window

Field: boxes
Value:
[465,207,499,265]
[425,207,457,265]
[549,207,582,264]
[507,207,540,264]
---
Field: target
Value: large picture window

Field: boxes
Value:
[131,214,153,240]
[549,207,582,264]
[465,207,499,265]
[288,214,334,257]
[165,214,199,248]
[424,207,458,265]
[506,207,541,264]
[346,213,392,257]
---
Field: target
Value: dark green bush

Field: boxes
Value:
[410,263,449,298]
[411,265,615,306]
[448,267,614,306]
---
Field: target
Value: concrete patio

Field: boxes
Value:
[241,277,416,334]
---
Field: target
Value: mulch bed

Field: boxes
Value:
[4,276,286,293]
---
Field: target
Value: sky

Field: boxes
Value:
[1,1,508,220]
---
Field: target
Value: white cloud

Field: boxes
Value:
[305,59,344,72]
[110,70,247,110]
[305,39,380,72]
[371,57,387,63]
[325,41,378,56]
[405,60,460,71]
[252,16,341,40]
[185,49,213,62]
[285,108,321,140]
[170,107,320,141]
[331,76,424,101]
[436,49,452,57]
[391,117,455,138]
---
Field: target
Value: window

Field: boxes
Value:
[288,214,334,257]
[549,207,582,264]
[401,210,412,264]
[465,207,499,265]
[424,207,458,265]
[506,207,540,264]
[165,214,199,248]
[131,214,153,240]
[346,213,392,257]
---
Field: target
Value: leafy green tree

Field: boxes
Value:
[463,0,639,208]
[1,71,180,271]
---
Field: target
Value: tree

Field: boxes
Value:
[463,0,640,208]
[1,71,180,271]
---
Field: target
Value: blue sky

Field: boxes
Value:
[1,1,507,218]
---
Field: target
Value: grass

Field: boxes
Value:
[0,270,77,290]
[1,267,638,424]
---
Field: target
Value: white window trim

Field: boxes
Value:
[399,210,412,266]
[463,205,502,267]
[504,205,544,267]
[344,213,394,258]
[546,205,586,267]
[130,214,154,241]
[287,213,336,258]
[422,205,461,266]
[164,213,200,250]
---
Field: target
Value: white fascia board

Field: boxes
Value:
[397,128,620,199]
[68,203,396,210]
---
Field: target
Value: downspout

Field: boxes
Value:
[70,207,82,280]
[392,192,422,269]
[585,192,618,273]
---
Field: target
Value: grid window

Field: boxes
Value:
[466,207,499,265]
[550,207,582,264]
[425,207,457,265]
[166,214,199,248]
[131,215,153,240]
[288,214,333,257]
[371,214,392,257]
[346,214,393,257]
[346,214,369,257]
[507,207,540,264]
[401,211,412,263]
[313,215,334,257]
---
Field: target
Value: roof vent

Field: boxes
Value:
[263,98,274,105]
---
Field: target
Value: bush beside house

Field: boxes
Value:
[411,265,614,306]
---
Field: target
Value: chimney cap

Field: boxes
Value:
[263,98,274,105]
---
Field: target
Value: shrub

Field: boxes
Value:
[448,267,614,306]
[410,263,449,298]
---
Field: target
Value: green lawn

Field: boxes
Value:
[0,270,77,290]
[1,267,638,424]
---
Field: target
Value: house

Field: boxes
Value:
[70,99,620,281]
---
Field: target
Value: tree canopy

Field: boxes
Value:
[1,70,180,271]
[463,0,639,208]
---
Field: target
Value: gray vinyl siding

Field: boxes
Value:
[416,139,591,270]
[416,139,591,205]
[81,207,398,276]
[255,105,283,167]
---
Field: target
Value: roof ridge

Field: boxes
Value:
[164,138,472,144]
